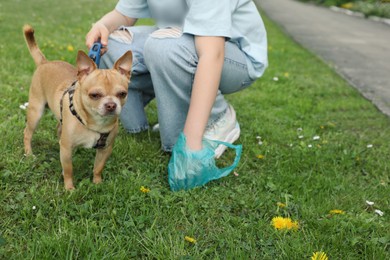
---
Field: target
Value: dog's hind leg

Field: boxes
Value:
[24,90,46,155]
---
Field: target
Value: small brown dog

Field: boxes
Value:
[23,25,132,190]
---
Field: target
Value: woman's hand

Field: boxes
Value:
[86,22,110,54]
[85,9,137,54]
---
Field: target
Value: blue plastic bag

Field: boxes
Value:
[168,132,242,191]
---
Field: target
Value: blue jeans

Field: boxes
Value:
[101,26,254,151]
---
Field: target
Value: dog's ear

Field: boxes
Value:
[76,50,97,81]
[113,51,133,80]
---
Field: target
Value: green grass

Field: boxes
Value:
[1,0,389,259]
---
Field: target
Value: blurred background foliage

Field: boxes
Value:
[298,0,390,18]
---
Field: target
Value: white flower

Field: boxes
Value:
[313,135,320,140]
[366,200,375,206]
[19,102,29,110]
[256,136,261,139]
[258,141,263,145]
[308,144,313,148]
[273,77,279,81]
[298,135,304,139]
[32,206,36,210]
[367,144,373,148]
[297,127,303,132]
[374,209,384,216]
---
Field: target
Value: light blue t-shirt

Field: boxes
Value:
[116,0,268,80]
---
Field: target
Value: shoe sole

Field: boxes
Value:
[214,122,240,159]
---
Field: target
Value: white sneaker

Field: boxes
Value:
[204,104,240,158]
[152,123,160,132]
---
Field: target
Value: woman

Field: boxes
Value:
[86,0,268,190]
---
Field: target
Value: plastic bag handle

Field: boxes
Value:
[212,140,242,173]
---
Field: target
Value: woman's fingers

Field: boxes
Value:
[85,22,109,51]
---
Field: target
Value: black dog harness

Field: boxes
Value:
[60,81,110,149]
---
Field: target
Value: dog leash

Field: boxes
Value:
[59,81,110,149]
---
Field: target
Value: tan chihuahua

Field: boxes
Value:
[23,25,132,190]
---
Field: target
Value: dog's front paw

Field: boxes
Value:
[64,180,75,190]
[65,185,75,191]
[93,176,102,184]
[24,152,35,158]
[24,148,34,157]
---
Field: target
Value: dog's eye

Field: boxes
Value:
[89,93,102,100]
[117,91,127,99]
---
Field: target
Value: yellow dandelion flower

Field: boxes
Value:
[271,217,286,230]
[284,218,293,228]
[277,202,286,208]
[140,186,150,193]
[311,251,328,260]
[184,236,197,244]
[284,218,299,230]
[257,154,265,159]
[67,44,74,52]
[271,216,299,231]
[329,209,345,215]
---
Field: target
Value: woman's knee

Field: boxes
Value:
[102,26,155,72]
[144,32,197,70]
[100,37,132,69]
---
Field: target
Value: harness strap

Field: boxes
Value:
[93,132,110,149]
[68,88,85,125]
[60,81,83,125]
[60,81,110,149]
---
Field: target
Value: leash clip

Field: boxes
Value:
[88,41,102,67]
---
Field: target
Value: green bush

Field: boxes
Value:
[299,0,361,6]
[299,0,390,18]
[352,2,390,17]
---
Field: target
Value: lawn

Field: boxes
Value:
[1,0,389,259]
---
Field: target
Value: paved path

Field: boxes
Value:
[255,0,390,117]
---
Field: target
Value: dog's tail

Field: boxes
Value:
[23,24,46,66]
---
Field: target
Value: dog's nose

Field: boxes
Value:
[105,102,117,112]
